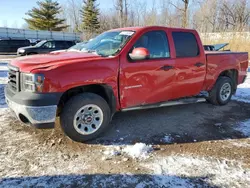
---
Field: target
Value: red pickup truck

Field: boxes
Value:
[5,26,248,142]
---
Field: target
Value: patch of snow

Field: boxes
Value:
[144,155,250,188]
[102,143,154,159]
[0,108,12,120]
[123,143,153,159]
[0,64,8,71]
[162,135,173,144]
[0,77,7,85]
[227,139,250,148]
[0,62,8,86]
[0,58,13,63]
[0,85,7,108]
[235,119,250,137]
[0,62,7,108]
[232,73,250,103]
[214,123,222,127]
[103,148,121,156]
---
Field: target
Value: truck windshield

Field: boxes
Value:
[81,31,135,56]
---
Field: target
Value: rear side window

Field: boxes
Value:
[172,32,199,57]
[55,41,66,48]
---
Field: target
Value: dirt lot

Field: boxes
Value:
[0,59,249,187]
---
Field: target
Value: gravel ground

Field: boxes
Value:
[0,59,249,187]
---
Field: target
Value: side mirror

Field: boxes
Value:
[129,47,150,61]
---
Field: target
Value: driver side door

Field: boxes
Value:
[119,30,176,109]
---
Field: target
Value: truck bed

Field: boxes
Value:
[204,51,249,91]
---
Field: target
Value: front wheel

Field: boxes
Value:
[60,93,111,142]
[207,76,233,105]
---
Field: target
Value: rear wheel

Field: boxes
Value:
[207,76,233,105]
[60,93,111,142]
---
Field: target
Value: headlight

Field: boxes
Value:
[19,49,25,53]
[21,73,44,92]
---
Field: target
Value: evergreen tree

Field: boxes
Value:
[24,0,68,31]
[81,0,100,33]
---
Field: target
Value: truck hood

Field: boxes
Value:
[10,51,101,72]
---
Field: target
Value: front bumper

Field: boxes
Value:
[17,50,26,56]
[5,86,62,128]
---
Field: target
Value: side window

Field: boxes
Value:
[133,30,170,59]
[67,41,74,47]
[55,41,66,49]
[43,41,55,49]
[172,32,199,57]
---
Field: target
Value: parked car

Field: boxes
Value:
[17,40,76,55]
[0,38,30,54]
[5,26,249,142]
[51,41,88,53]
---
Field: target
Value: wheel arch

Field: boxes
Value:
[218,69,238,93]
[57,84,117,116]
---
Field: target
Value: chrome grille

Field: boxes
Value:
[7,65,20,93]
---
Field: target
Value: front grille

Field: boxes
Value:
[7,65,20,93]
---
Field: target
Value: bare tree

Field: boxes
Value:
[170,0,189,28]
[144,0,157,26]
[193,0,221,32]
[99,9,120,32]
[124,0,128,26]
[115,0,129,27]
[130,0,147,26]
[2,20,8,28]
[182,0,189,28]
[116,0,124,27]
[68,0,81,31]
[61,0,82,32]
[58,0,250,33]
[220,0,250,31]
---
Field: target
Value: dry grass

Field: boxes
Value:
[200,32,250,59]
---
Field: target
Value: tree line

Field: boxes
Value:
[24,0,250,35]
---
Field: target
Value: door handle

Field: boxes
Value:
[160,65,174,71]
[194,62,204,67]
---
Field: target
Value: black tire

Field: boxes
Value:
[207,76,233,105]
[60,93,111,142]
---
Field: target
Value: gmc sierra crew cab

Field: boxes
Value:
[5,26,249,142]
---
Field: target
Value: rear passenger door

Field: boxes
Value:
[171,31,206,99]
